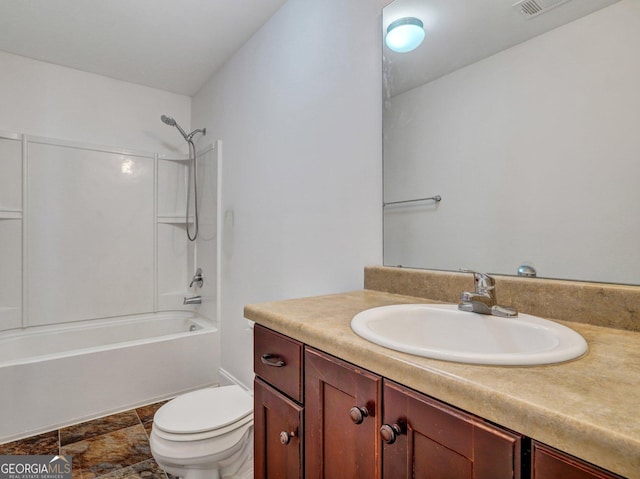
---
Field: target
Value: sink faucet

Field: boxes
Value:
[458,269,518,318]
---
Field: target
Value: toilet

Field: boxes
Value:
[150,385,254,479]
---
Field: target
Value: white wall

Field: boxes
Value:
[384,0,640,284]
[0,50,190,154]
[192,0,385,388]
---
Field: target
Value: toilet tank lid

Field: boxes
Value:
[153,385,253,434]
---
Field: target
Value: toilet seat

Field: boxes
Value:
[153,385,253,441]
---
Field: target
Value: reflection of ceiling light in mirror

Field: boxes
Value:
[385,17,425,53]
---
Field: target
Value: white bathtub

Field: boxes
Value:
[0,311,218,443]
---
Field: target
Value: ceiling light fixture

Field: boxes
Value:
[385,17,425,53]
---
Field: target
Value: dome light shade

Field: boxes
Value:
[385,17,425,53]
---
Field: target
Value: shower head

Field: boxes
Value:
[161,115,176,127]
[160,114,206,142]
[161,114,188,141]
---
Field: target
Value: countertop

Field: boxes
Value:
[244,289,640,479]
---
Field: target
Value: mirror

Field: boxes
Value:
[382,0,640,285]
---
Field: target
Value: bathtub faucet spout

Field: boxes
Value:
[183,295,202,305]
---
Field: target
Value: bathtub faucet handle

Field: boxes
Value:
[189,268,204,288]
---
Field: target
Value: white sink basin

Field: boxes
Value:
[350,304,587,365]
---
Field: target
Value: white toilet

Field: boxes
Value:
[150,385,254,479]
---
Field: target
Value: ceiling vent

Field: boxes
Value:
[513,0,571,18]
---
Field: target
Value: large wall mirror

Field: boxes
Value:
[382,0,640,285]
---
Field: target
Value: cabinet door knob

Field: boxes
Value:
[261,353,286,367]
[380,424,402,444]
[349,406,369,425]
[279,430,295,445]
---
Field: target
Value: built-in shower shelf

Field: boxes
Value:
[157,215,194,224]
[0,210,22,220]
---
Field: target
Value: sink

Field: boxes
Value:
[350,304,587,365]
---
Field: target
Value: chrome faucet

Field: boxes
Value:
[189,268,204,288]
[458,269,518,318]
[183,295,202,305]
[184,268,203,305]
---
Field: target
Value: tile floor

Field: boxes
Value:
[0,401,171,479]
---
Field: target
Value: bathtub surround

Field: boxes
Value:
[0,134,220,329]
[0,401,169,479]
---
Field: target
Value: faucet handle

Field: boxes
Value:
[189,268,204,288]
[460,269,495,293]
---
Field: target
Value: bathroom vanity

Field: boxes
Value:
[247,267,639,479]
[255,325,523,478]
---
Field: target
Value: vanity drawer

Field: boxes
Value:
[254,325,303,403]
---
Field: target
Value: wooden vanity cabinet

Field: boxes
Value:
[382,380,523,479]
[304,347,383,479]
[253,325,304,479]
[253,325,623,479]
[532,441,624,479]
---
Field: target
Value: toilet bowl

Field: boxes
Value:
[150,385,254,479]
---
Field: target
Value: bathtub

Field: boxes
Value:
[0,311,218,443]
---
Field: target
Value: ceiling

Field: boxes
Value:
[383,0,621,97]
[0,0,620,99]
[0,0,289,96]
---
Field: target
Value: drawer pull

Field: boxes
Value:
[279,430,295,445]
[380,424,402,444]
[261,353,286,367]
[349,406,369,425]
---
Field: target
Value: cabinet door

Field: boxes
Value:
[382,380,522,479]
[254,378,303,479]
[305,347,383,479]
[532,441,624,479]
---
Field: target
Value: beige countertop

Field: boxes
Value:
[245,289,640,479]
